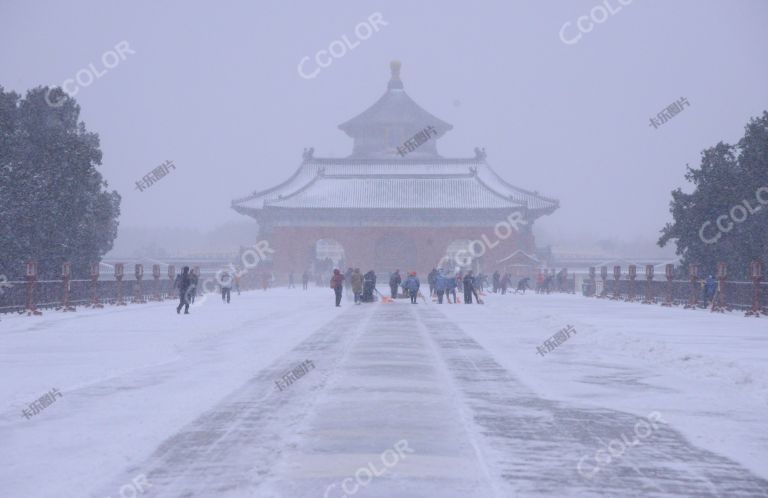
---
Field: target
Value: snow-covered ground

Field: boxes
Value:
[0,287,766,497]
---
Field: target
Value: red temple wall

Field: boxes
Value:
[264,225,536,275]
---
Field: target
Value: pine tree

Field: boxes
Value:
[659,112,768,278]
[0,86,121,279]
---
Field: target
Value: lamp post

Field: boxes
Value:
[89,262,103,308]
[643,264,654,304]
[745,261,764,317]
[151,264,161,301]
[627,265,637,302]
[611,265,621,300]
[599,266,608,298]
[115,263,126,306]
[25,259,42,316]
[59,261,75,312]
[133,264,145,303]
[684,264,699,309]
[168,265,176,300]
[711,262,729,313]
[661,264,675,307]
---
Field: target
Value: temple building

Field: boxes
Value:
[232,61,558,276]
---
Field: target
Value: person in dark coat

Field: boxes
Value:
[463,271,476,304]
[404,272,420,304]
[288,271,295,289]
[362,270,377,302]
[435,271,448,304]
[427,268,438,297]
[176,266,192,314]
[704,275,717,304]
[500,273,510,295]
[389,270,402,299]
[330,269,344,307]
[446,273,457,303]
[492,271,500,293]
[302,270,310,290]
[516,277,530,294]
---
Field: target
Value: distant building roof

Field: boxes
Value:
[232,156,559,215]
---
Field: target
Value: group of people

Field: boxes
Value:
[173,266,242,314]
[328,267,488,307]
[491,271,531,295]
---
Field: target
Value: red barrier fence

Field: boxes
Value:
[0,259,262,315]
[583,261,766,317]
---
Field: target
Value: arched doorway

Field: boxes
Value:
[442,239,482,273]
[314,239,345,273]
[374,233,417,272]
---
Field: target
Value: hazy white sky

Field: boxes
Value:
[2,0,767,247]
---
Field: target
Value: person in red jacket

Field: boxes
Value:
[330,269,345,307]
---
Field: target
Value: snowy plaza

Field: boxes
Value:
[1,289,767,497]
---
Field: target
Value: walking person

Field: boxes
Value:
[492,270,500,294]
[389,270,401,299]
[234,273,241,295]
[427,268,438,297]
[500,272,510,295]
[220,271,232,303]
[704,275,717,306]
[302,270,310,290]
[330,269,344,307]
[405,272,420,304]
[288,271,295,289]
[175,266,192,314]
[188,268,199,304]
[351,268,363,304]
[446,272,457,304]
[463,271,476,304]
[362,270,376,302]
[435,270,448,304]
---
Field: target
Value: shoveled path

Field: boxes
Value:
[96,301,768,498]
